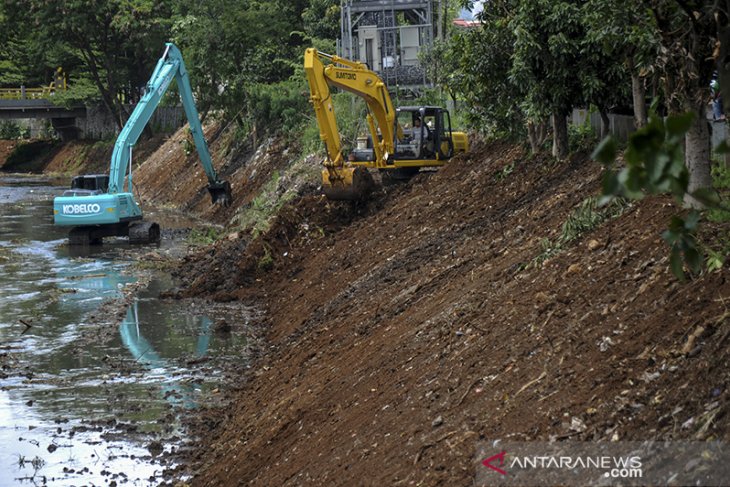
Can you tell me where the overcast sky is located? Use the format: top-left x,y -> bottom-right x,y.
459,1 -> 484,20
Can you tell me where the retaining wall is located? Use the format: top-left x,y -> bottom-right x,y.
76,105 -> 185,140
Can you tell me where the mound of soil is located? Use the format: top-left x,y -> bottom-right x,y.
134,125 -> 298,226
0,140 -> 18,168
0,134 -> 168,176
176,140 -> 729,486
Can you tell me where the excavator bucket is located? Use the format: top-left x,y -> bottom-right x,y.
322,166 -> 374,201
208,180 -> 233,207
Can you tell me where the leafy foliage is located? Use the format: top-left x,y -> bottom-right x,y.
449,5 -> 526,137
531,196 -> 629,267
595,111 -> 725,280
302,0 -> 340,40
171,0 -> 305,124
568,118 -> 597,152
595,112 -> 694,202
0,121 -> 25,139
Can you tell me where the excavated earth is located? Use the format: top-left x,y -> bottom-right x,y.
167,140 -> 730,486
5,131 -> 729,485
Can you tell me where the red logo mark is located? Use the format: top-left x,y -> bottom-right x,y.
482,450 -> 508,475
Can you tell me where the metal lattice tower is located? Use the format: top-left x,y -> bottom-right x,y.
338,0 -> 434,96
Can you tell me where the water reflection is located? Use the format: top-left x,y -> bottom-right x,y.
120,300 -> 214,409
0,176 -> 250,485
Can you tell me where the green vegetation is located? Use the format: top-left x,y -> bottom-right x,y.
532,196 -> 629,268
257,245 -> 274,271
233,155 -> 321,238
568,118 -> 598,153
0,121 -> 28,139
187,227 -> 222,246
234,171 -> 290,237
0,0 -> 339,138
708,162 -> 730,224
595,112 -> 729,279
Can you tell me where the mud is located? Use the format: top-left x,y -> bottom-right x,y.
0,173 -> 262,486
169,140 -> 730,486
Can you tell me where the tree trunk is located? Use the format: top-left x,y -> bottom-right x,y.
551,111 -> 569,160
684,106 -> 713,208
599,108 -> 611,140
631,71 -> 647,129
527,119 -> 548,154
78,45 -> 124,131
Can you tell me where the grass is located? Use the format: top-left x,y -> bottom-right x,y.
234,170 -> 291,237
233,151 -> 320,238
187,227 -> 222,246
257,245 -> 274,271
700,159 -> 730,272
530,195 -> 630,268
707,160 -> 730,223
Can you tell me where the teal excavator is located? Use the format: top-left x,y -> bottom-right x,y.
53,43 -> 232,245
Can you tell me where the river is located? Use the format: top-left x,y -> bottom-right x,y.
0,174 -> 252,486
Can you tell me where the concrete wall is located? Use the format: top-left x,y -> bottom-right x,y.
571,108 -> 729,156
76,105 -> 185,140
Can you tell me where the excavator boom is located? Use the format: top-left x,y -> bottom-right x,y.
53,43 -> 232,244
303,49 -> 468,201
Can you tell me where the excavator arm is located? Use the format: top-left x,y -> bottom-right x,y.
53,43 -> 231,244
108,43 -> 231,205
304,48 -> 405,200
304,49 -> 399,168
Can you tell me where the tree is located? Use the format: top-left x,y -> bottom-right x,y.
582,0 -> 660,130
172,0 -> 305,126
5,0 -> 173,130
645,0 -> 721,208
302,0 -> 340,41
450,1 -> 531,143
508,0 -> 589,159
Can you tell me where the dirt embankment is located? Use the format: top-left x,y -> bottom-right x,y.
0,140 -> 18,168
171,140 -> 729,486
134,125 -> 304,226
0,135 -> 168,176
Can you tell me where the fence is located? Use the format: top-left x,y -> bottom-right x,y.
571,108 -> 729,158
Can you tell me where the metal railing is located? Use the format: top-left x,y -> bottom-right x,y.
0,69 -> 67,101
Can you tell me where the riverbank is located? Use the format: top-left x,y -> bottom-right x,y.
3,129 -> 729,486
171,140 -> 730,486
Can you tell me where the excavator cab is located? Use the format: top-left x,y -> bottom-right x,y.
304,49 -> 468,201
394,107 -> 456,161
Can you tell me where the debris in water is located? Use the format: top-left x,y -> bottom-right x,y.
19,319 -> 32,334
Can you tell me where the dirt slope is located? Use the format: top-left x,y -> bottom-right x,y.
175,140 -> 729,486
0,135 -> 168,175
134,125 -> 299,226
0,140 -> 17,168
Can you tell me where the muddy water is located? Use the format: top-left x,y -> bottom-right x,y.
0,175 -> 251,486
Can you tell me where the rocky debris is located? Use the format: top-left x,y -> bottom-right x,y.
162,140 -> 728,486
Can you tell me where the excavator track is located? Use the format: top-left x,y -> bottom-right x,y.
128,221 -> 161,245
68,227 -> 102,246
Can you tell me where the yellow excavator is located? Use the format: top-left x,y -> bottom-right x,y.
304,48 -> 468,200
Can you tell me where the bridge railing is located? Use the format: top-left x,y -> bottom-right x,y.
0,69 -> 67,101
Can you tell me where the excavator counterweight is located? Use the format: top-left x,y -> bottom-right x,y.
303,48 -> 468,201
53,43 -> 232,244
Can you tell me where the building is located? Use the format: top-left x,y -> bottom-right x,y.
339,0 -> 435,92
